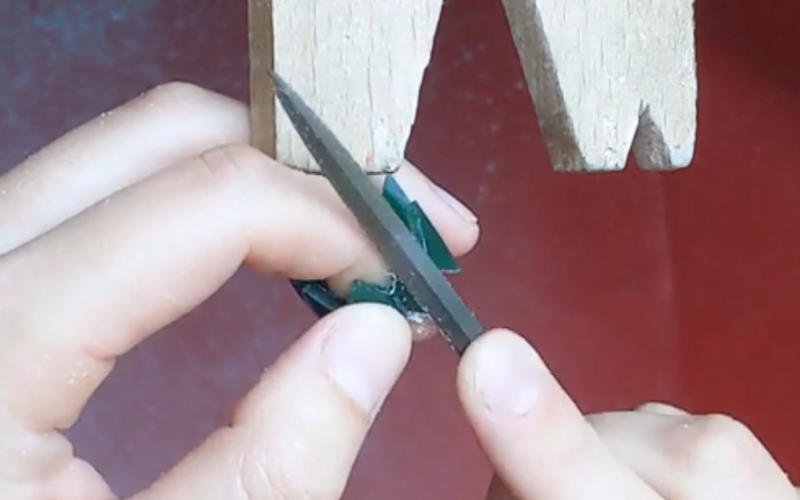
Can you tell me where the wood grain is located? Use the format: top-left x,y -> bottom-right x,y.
249,1 -> 444,174
502,0 -> 698,172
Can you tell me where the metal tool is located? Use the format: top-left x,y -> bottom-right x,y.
271,72 -> 484,356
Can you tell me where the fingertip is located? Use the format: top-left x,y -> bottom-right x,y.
319,303 -> 413,417
458,329 -> 545,419
459,328 -> 536,378
392,161 -> 480,256
326,302 -> 413,360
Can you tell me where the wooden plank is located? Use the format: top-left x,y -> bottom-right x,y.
501,0 -> 698,172
249,0 -> 444,174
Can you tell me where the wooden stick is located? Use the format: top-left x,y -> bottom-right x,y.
249,0 -> 444,174
248,0 -> 276,158
501,0 -> 698,172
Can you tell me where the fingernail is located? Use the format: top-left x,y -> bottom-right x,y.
322,304 -> 410,416
433,185 -> 478,223
473,331 -> 542,416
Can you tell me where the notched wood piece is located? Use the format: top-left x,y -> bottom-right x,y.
271,0 -> 444,174
502,0 -> 698,172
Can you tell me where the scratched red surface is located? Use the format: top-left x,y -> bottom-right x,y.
2,0 -> 800,497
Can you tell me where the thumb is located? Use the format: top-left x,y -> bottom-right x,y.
456,330 -> 659,500
130,303 -> 412,500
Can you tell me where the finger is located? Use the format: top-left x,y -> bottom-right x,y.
0,144 -> 476,436
131,303 -> 411,500
391,160 -> 477,234
457,330 -> 661,500
636,401 -> 690,416
588,411 -> 797,500
0,82 -> 249,254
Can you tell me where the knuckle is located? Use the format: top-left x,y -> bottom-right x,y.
0,258 -> 31,332
676,413 -> 763,480
197,143 -> 261,182
193,144 -> 271,205
139,81 -> 217,110
636,401 -> 688,415
636,401 -> 667,412
126,81 -> 248,145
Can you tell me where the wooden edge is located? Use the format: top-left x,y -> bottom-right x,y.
248,0 -> 276,159
269,1 -> 444,175
502,0 -> 698,172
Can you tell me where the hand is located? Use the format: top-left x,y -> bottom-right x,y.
456,330 -> 798,500
0,82 -> 480,500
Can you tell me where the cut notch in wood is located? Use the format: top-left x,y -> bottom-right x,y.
248,0 -> 444,175
501,0 -> 698,172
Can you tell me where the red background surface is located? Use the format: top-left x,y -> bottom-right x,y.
2,0 -> 799,497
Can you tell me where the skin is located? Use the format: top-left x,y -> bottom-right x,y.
0,82 -> 795,500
